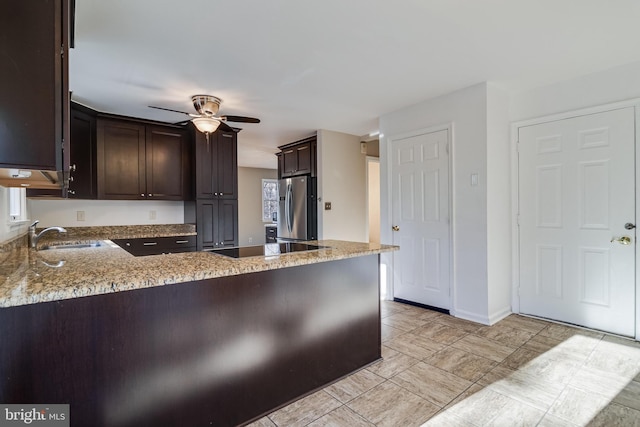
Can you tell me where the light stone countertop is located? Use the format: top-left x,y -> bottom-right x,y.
0,237 -> 398,308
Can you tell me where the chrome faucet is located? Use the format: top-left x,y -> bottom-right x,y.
29,220 -> 67,249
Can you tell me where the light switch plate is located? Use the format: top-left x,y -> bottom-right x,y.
76,210 -> 85,221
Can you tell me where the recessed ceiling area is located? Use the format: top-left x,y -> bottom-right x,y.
70,0 -> 640,169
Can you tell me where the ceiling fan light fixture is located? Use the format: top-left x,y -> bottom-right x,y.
192,117 -> 221,134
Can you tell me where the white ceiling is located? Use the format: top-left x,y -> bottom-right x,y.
70,0 -> 640,169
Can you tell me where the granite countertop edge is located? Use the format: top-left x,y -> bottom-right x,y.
0,239 -> 398,308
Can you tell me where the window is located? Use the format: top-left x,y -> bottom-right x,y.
262,179 -> 278,222
8,187 -> 27,222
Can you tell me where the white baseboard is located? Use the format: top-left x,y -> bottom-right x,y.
453,308 -> 491,325
488,306 -> 512,325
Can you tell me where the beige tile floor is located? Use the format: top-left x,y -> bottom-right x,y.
248,301 -> 640,427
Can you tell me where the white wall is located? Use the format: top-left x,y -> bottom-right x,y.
486,83 -> 512,321
27,199 -> 184,227
510,60 -> 640,121
238,166 -> 278,245
0,187 -> 30,244
380,83 -> 491,322
317,129 -> 367,242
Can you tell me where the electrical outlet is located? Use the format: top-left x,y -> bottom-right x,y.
149,210 -> 156,220
76,210 -> 85,221
325,202 -> 332,210
248,237 -> 253,244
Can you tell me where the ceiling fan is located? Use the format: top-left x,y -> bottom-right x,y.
149,95 -> 260,135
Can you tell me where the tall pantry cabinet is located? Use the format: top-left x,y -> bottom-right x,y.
185,128 -> 239,250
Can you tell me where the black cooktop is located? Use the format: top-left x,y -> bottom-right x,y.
205,243 -> 326,258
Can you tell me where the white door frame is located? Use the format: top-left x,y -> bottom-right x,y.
365,155 -> 380,244
386,122 -> 455,313
511,99 -> 640,341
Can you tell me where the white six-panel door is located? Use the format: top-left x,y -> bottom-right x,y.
391,129 -> 450,309
518,107 -> 636,337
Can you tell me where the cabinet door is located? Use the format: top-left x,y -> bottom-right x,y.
218,199 -> 238,247
196,200 -> 216,250
96,119 -> 146,199
68,106 -> 97,199
216,131 -> 238,199
146,126 -> 188,200
295,142 -> 312,175
0,0 -> 68,170
194,131 -> 215,199
282,148 -> 297,177
276,152 -> 284,179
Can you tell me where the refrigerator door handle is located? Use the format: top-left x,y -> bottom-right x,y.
287,183 -> 294,233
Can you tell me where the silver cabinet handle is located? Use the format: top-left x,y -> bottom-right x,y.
175,240 -> 189,244
143,242 -> 158,246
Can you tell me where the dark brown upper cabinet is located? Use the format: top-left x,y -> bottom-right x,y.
194,129 -> 238,200
68,103 -> 97,199
0,0 -> 70,171
97,118 -> 190,200
277,135 -> 316,179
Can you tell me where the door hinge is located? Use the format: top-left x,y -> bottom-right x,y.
516,214 -> 520,226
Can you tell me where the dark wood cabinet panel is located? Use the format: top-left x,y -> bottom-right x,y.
277,135 -> 317,179
0,255 -> 380,426
276,152 -> 284,179
112,235 -> 196,256
146,126 -> 189,200
68,104 -> 97,199
193,129 -> 238,199
295,141 -> 312,175
97,119 -> 190,200
0,0 -> 69,171
196,200 -> 216,249
194,131 -> 215,199
266,225 -> 277,243
193,199 -> 238,249
190,126 -> 238,249
216,131 -> 238,199
218,199 -> 238,247
97,119 -> 146,199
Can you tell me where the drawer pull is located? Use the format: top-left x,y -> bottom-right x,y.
143,242 -> 158,246
175,240 -> 189,244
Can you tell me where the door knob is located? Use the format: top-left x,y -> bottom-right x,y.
392,225 -> 400,231
611,236 -> 632,245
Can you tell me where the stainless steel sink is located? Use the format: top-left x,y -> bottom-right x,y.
39,241 -> 106,250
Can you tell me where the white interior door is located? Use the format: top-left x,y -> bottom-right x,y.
518,107 -> 636,337
391,129 -> 450,309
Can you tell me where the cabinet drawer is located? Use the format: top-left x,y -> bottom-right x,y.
112,235 -> 197,256
266,226 -> 277,236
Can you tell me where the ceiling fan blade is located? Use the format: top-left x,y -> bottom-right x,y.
172,119 -> 191,126
148,105 -> 192,116
218,121 -> 235,132
220,115 -> 260,124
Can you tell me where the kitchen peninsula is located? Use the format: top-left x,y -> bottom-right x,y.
0,229 -> 397,427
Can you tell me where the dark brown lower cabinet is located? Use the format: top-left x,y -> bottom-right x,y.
185,199 -> 238,250
0,255 -> 381,427
111,235 -> 196,256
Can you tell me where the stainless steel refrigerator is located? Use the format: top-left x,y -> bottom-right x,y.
277,176 -> 317,241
